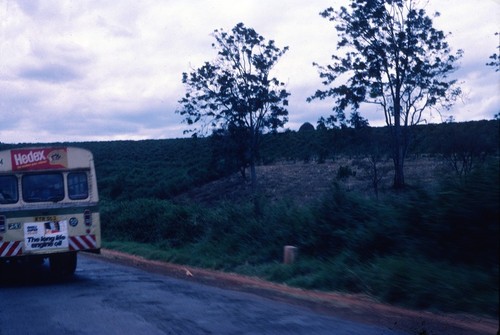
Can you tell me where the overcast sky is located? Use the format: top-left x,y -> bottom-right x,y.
1,0 -> 499,144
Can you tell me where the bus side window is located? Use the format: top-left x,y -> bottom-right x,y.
68,172 -> 89,200
0,175 -> 18,204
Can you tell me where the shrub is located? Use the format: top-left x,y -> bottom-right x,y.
336,165 -> 356,180
101,199 -> 206,245
363,256 -> 499,315
304,184 -> 398,259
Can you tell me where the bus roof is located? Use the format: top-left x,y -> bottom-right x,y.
0,147 -> 94,173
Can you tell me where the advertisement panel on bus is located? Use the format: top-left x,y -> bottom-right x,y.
10,148 -> 68,171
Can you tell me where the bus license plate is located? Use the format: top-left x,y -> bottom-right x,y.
34,216 -> 58,222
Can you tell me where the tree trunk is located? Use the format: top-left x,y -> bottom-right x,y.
393,146 -> 405,189
250,160 -> 257,193
249,123 -> 258,193
392,94 -> 406,189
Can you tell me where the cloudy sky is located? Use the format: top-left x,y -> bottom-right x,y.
0,0 -> 498,143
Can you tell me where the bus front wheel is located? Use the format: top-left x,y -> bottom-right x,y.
50,252 -> 77,276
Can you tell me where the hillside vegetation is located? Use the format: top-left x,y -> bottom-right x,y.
1,120 -> 498,316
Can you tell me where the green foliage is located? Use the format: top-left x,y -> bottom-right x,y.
306,184 -> 405,261
363,256 -> 498,315
298,122 -> 315,132
411,120 -> 499,157
428,159 -> 499,266
76,138 -> 218,201
101,199 -> 205,246
250,253 -> 368,293
486,32 -> 499,72
102,175 -> 498,316
435,121 -> 495,178
177,23 -> 289,136
336,165 -> 356,180
384,158 -> 500,269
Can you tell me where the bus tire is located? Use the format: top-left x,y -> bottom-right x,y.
50,252 -> 77,277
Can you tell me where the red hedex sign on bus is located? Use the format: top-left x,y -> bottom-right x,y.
11,148 -> 68,171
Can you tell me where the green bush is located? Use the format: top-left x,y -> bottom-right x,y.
363,256 -> 498,315
101,199 -> 206,245
303,184 -> 401,260
392,160 -> 500,268
336,165 -> 356,180
101,173 -> 499,316
432,160 -> 499,266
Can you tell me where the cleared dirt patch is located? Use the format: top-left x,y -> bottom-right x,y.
175,157 -> 447,206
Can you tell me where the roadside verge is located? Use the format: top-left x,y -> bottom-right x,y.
84,249 -> 498,335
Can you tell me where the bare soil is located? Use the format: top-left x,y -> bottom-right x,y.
175,157 -> 446,205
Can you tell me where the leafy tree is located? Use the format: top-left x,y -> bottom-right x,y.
177,23 -> 290,189
317,115 -> 345,130
308,0 -> 463,189
298,122 -> 315,132
316,111 -> 368,130
486,32 -> 499,72
347,111 -> 370,129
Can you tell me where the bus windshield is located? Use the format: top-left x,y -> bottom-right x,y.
22,173 -> 65,203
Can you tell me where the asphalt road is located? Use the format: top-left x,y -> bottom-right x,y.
0,253 -> 407,335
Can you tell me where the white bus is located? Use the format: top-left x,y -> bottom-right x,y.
0,147 -> 101,276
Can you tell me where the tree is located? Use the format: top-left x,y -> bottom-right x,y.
317,115 -> 345,130
348,111 -> 369,129
177,23 -> 290,189
209,126 -> 249,179
308,0 -> 462,189
298,122 -> 315,132
486,32 -> 499,72
439,122 -> 492,180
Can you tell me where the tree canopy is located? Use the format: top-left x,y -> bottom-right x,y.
486,32 -> 499,72
308,0 -> 462,188
177,23 -> 290,187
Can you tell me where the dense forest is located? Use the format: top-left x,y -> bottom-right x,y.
1,119 -> 498,316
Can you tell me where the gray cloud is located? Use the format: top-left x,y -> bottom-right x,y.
18,63 -> 82,83
15,0 -> 40,16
